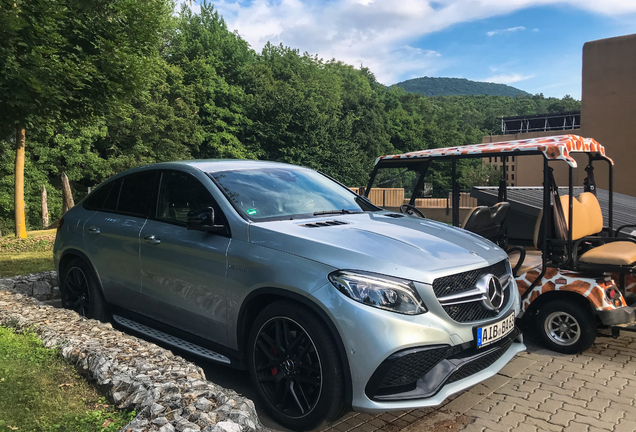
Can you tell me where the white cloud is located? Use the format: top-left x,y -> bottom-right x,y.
484,73 -> 535,84
195,0 -> 636,85
487,26 -> 526,36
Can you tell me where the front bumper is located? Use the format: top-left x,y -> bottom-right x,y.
366,328 -> 521,401
310,279 -> 526,412
598,306 -> 636,326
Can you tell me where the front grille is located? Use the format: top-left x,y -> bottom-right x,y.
433,260 -> 508,297
379,346 -> 450,389
442,285 -> 511,323
446,339 -> 513,384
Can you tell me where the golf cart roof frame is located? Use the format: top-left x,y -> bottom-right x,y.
365,134 -> 617,301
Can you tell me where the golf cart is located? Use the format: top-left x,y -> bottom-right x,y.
365,134 -> 636,353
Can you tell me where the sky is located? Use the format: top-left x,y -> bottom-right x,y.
186,0 -> 636,99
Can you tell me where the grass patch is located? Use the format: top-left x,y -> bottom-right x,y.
0,230 -> 55,277
0,326 -> 135,431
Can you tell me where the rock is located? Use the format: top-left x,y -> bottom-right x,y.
151,403 -> 166,416
204,421 -> 242,432
32,280 -> 51,297
159,424 -> 176,432
153,417 -> 169,426
194,397 -> 213,412
175,417 -> 201,431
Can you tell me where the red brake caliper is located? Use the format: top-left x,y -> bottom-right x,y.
271,347 -> 278,375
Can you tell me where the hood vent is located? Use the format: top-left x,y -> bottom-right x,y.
300,220 -> 349,228
384,213 -> 405,218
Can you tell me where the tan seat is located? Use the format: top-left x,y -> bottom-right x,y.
580,242 -> 636,265
559,192 -> 603,240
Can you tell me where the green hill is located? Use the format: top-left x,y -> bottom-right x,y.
393,77 -> 532,97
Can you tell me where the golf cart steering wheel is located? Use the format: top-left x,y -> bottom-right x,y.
400,204 -> 426,218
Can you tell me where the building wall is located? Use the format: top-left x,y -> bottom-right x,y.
482,33 -> 636,196
581,34 -> 636,196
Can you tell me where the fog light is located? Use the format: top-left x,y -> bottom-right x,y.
614,298 -> 622,307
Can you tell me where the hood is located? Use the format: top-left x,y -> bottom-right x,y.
248,212 -> 508,285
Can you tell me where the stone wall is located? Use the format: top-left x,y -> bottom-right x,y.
0,275 -> 266,432
0,271 -> 60,300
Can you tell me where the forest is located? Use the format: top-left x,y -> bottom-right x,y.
0,1 -> 580,233
393,77 -> 532,97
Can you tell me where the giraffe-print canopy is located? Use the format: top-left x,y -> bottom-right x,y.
375,134 -> 613,168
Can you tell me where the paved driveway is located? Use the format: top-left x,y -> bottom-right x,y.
304,333 -> 636,432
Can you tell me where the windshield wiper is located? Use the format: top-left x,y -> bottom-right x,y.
313,209 -> 363,216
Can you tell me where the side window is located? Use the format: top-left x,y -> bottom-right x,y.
156,171 -> 219,225
83,179 -> 122,213
117,171 -> 157,218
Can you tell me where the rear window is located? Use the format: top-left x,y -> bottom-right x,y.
83,179 -> 121,212
117,171 -> 157,217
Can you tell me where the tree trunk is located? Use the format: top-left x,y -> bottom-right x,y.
41,185 -> 49,229
61,172 -> 75,214
14,127 -> 27,238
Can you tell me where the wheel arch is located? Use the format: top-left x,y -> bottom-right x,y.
524,290 -> 596,320
237,288 -> 353,406
58,249 -> 105,298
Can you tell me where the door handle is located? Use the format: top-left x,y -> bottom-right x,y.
144,234 -> 161,245
88,226 -> 100,235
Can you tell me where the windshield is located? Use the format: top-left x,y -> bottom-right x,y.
210,167 -> 375,221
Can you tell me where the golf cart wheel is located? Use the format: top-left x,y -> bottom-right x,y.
61,258 -> 108,322
248,301 -> 345,431
537,300 -> 597,354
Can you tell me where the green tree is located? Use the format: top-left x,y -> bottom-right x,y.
169,3 -> 255,160
0,0 -> 172,236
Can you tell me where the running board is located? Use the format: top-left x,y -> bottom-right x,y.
112,315 -> 231,364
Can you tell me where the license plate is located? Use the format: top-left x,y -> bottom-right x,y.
476,312 -> 515,348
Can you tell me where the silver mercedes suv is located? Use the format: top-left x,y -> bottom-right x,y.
54,160 -> 525,430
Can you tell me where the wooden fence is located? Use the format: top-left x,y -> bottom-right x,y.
351,188 -> 477,209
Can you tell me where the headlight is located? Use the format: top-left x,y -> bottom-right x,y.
328,270 -> 427,315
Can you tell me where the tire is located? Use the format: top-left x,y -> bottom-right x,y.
536,299 -> 597,354
61,258 -> 108,322
247,301 -> 345,431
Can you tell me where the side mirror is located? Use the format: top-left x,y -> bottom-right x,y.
186,207 -> 225,233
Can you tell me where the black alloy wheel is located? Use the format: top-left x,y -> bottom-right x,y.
61,258 -> 108,321
248,301 -> 345,430
63,265 -> 90,316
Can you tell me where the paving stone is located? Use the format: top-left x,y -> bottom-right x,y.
443,390 -> 490,414
497,412 -> 525,428
488,401 -> 516,417
551,393 -> 586,407
599,408 -> 625,424
525,389 -> 553,405
613,419 -> 636,432
561,403 -> 601,419
548,410 -> 576,427
523,417 -> 564,432
535,383 -> 577,398
573,413 -> 613,430
467,419 -> 510,432
497,357 -> 537,378
510,404 -> 551,421
535,400 -> 564,415
586,397 -> 611,412
563,422 -> 590,432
